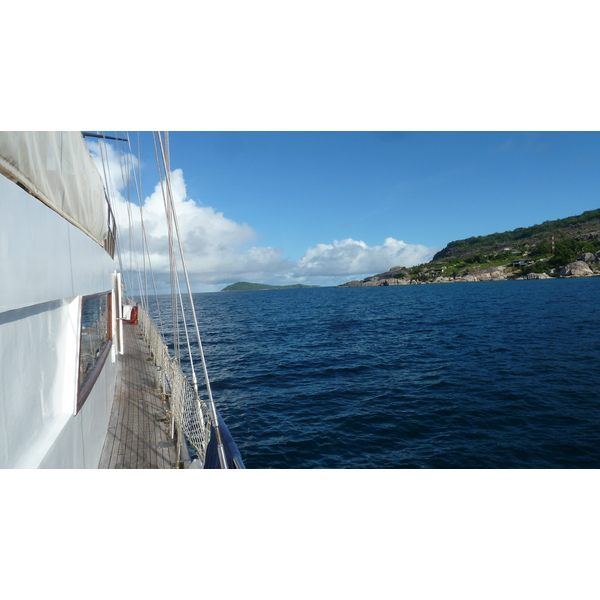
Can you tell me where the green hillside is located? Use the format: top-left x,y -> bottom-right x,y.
221,281 -> 319,292
433,208 -> 600,261
339,208 -> 600,286
411,208 -> 600,280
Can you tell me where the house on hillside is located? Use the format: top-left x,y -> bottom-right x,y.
512,259 -> 534,267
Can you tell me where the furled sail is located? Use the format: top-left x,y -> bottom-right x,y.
0,131 -> 108,246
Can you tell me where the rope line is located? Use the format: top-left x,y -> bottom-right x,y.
156,132 -> 228,468
94,130 -> 225,468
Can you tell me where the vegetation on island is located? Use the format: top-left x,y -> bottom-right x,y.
221,281 -> 320,292
406,208 -> 600,282
434,209 -> 600,259
339,208 -> 600,286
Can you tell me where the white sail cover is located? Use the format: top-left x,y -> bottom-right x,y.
0,132 -> 108,246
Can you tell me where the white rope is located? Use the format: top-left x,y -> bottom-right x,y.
156,131 -> 228,468
151,132 -> 181,361
124,132 -> 164,331
114,133 -> 145,306
136,134 -> 163,328
131,132 -> 148,308
95,130 -> 223,467
99,135 -> 134,294
95,134 -> 126,288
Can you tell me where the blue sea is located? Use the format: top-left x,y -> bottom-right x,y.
149,277 -> 600,468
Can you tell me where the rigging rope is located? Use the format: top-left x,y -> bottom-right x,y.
151,131 -> 181,361
156,131 -> 228,469
114,133 -> 145,307
95,133 -> 126,288
94,131 -> 225,467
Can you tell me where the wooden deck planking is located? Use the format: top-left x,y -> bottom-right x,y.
98,323 -> 177,468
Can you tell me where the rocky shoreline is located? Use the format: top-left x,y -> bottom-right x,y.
337,252 -> 600,287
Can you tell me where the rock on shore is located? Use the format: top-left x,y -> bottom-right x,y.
557,260 -> 594,277
337,253 -> 600,287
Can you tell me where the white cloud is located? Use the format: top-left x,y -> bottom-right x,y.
87,140 -> 439,291
88,140 -> 290,290
295,237 -> 438,277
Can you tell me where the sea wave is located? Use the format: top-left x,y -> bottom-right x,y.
148,278 -> 600,468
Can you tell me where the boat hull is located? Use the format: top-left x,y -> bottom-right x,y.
0,174 -> 118,468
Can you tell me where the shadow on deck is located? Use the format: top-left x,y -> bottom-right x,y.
98,324 -> 177,469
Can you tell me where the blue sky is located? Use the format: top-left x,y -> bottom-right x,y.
98,131 -> 600,292
166,131 -> 600,248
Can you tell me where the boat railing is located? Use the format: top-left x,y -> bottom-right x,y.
135,303 -> 213,467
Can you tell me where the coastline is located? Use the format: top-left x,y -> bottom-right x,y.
337,255 -> 600,288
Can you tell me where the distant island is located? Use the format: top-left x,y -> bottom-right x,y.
221,281 -> 320,292
339,208 -> 600,287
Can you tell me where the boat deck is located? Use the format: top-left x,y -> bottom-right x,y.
98,323 -> 177,468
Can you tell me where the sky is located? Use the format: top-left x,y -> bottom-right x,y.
87,131 -> 600,293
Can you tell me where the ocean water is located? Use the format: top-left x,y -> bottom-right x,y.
149,277 -> 600,468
